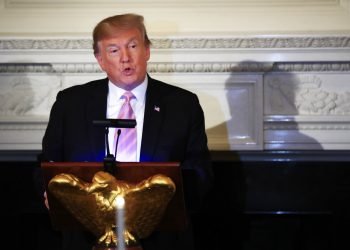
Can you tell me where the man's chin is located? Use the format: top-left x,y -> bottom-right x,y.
113,80 -> 142,90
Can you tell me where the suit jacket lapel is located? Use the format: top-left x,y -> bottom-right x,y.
86,78 -> 109,161
140,77 -> 163,161
84,77 -> 164,162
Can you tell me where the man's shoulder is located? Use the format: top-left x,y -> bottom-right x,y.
59,78 -> 108,97
149,77 -> 196,98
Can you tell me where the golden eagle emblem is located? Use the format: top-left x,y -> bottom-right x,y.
48,171 -> 176,248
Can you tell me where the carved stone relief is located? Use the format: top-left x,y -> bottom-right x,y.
265,73 -> 350,115
0,74 -> 60,117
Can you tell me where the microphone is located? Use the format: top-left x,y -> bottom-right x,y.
103,126 -> 116,175
93,119 -> 136,128
114,129 -> 121,161
93,119 -> 136,175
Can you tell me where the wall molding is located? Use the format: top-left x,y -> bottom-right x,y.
2,62 -> 350,74
1,36 -> 350,50
1,35 -> 350,151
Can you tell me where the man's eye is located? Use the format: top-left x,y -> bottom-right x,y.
108,48 -> 119,55
129,44 -> 137,49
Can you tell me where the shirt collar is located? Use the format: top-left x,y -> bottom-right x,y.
108,76 -> 148,104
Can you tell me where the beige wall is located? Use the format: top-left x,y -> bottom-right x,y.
1,0 -> 350,151
0,0 -> 350,36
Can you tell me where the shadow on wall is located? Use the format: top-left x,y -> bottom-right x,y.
206,61 -> 323,151
197,62 -> 324,250
264,65 -> 324,150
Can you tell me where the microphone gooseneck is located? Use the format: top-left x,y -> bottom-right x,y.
105,127 -> 111,157
93,119 -> 136,175
103,126 -> 116,175
114,129 -> 121,161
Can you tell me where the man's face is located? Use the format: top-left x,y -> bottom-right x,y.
95,28 -> 150,90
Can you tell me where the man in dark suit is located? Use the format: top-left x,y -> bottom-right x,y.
42,13 -> 213,250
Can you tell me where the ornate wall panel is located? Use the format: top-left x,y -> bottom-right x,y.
0,36 -> 350,151
154,73 -> 264,150
264,72 -> 350,149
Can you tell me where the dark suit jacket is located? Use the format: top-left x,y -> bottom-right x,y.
42,76 -> 213,250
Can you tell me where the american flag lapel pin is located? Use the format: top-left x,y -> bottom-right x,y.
154,105 -> 160,112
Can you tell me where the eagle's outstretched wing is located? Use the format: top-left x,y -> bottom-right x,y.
124,174 -> 176,239
48,173 -> 108,236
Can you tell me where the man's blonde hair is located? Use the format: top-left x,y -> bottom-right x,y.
92,13 -> 151,54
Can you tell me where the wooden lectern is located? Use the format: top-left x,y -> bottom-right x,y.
41,161 -> 187,232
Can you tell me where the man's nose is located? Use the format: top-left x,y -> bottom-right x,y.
120,48 -> 130,62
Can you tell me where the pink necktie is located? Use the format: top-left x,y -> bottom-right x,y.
115,91 -> 137,162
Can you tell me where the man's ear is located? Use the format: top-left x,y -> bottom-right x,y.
145,45 -> 151,61
95,53 -> 104,70
95,53 -> 102,63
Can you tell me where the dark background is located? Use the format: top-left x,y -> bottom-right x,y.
1,150 -> 350,250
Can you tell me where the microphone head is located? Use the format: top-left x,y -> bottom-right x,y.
93,119 -> 136,128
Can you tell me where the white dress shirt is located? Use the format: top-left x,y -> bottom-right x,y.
106,77 -> 147,162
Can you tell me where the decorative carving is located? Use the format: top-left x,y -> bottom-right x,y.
264,121 -> 350,130
266,75 -> 350,115
51,63 -> 102,73
273,62 -> 350,72
1,36 -> 350,50
0,39 -> 92,50
152,37 -> 350,49
0,62 -> 273,73
147,62 -> 273,73
2,62 -> 350,74
0,76 -> 60,116
0,64 -> 53,73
